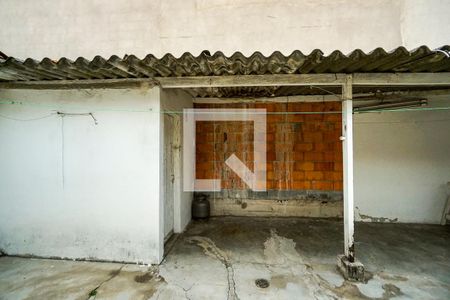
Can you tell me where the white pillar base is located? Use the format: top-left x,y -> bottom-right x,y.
337,254 -> 365,282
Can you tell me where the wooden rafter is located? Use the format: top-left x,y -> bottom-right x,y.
0,73 -> 449,90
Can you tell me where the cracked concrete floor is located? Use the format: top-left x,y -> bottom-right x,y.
0,217 -> 449,300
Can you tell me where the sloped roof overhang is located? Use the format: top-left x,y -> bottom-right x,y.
0,46 -> 449,97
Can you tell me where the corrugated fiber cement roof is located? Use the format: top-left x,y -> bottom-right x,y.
1,46 -> 450,82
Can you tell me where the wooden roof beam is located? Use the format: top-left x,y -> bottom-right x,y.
0,73 -> 449,89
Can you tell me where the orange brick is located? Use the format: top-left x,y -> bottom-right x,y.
274,180 -> 290,189
196,150 -> 215,161
222,180 -> 232,189
304,113 -> 324,121
303,131 -> 323,142
275,152 -> 287,161
267,123 -> 277,133
273,170 -> 284,180
305,171 -> 324,180
325,142 -> 336,151
333,181 -> 343,191
266,143 -> 275,153
292,171 -> 305,180
274,161 -> 295,171
284,152 -> 295,162
323,151 -> 335,161
287,102 -> 303,112
324,101 -> 342,111
304,152 -> 324,161
277,123 -> 294,133
323,132 -> 339,142
292,181 -> 308,189
196,161 -> 212,171
267,151 -> 276,161
284,132 -> 297,142
299,103 -> 312,111
268,114 -> 284,123
276,103 -> 288,112
294,143 -> 313,151
245,151 -> 256,161
304,121 -> 327,131
275,143 -> 293,152
197,133 -> 215,143
314,162 -> 334,171
293,152 -> 304,161
234,180 -> 246,190
197,122 -> 215,132
324,114 -> 341,121
311,181 -> 334,190
323,171 -> 334,181
323,171 -> 342,181
213,151 -> 224,161
314,143 -> 335,151
198,141 -> 213,148
287,114 -> 304,122
203,169 -> 215,179
333,171 -> 343,180
261,103 -> 276,112
311,103 -> 326,112
236,143 -> 253,152
295,162 -> 314,171
195,170 -> 205,179
213,167 -> 222,178
334,142 -> 342,151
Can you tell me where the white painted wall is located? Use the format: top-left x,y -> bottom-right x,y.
0,0 -> 449,60
354,96 -> 450,224
400,0 -> 450,49
0,87 -> 164,263
161,90 -> 194,233
163,113 -> 176,239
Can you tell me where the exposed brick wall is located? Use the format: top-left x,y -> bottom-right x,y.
194,101 -> 343,192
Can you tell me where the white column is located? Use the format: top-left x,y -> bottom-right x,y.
342,75 -> 355,262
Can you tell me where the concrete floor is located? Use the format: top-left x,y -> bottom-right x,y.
0,217 -> 449,299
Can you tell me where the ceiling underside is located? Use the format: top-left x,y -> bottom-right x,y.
183,85 -> 449,98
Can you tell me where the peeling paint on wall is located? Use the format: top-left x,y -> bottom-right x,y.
356,207 -> 398,223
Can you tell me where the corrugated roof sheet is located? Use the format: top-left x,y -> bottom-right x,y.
1,46 -> 450,82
